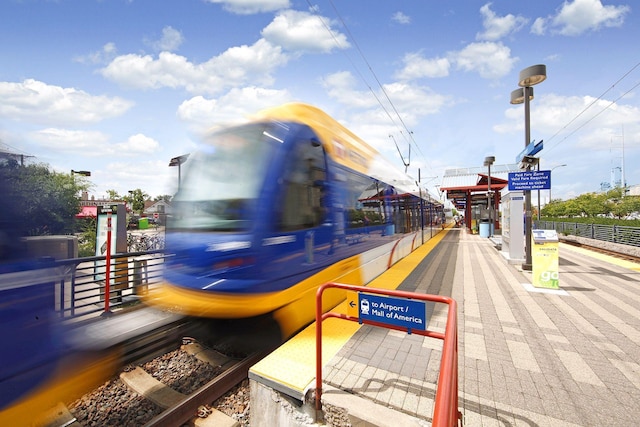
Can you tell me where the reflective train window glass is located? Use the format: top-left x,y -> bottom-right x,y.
277,140 -> 326,231
170,123 -> 282,230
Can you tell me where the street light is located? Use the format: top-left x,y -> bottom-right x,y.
511,64 -> 547,271
169,154 -> 190,189
71,169 -> 91,177
484,156 -> 495,237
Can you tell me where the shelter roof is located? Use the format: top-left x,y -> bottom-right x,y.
439,164 -> 520,209
440,164 -> 519,191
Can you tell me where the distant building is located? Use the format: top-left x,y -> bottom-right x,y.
143,200 -> 172,216
143,200 -> 172,225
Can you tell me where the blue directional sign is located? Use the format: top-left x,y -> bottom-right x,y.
508,170 -> 551,191
358,293 -> 428,331
516,140 -> 543,163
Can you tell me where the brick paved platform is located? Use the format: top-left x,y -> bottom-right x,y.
321,228 -> 640,426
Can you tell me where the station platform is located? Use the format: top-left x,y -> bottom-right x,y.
249,227 -> 640,426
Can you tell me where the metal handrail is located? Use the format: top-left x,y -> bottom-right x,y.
536,221 -> 640,247
315,282 -> 461,426
48,250 -> 169,323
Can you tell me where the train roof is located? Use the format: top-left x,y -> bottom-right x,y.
254,103 -> 417,195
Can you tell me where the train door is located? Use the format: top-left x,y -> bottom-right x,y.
260,135 -> 332,282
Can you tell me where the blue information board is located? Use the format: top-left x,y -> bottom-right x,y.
358,293 -> 428,331
508,170 -> 551,191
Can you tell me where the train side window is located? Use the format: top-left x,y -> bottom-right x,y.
277,139 -> 326,231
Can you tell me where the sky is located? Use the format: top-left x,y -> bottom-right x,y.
1,0 -> 638,205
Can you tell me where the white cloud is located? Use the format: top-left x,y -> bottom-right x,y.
395,41 -> 516,83
452,42 -> 516,79
495,93 -> 640,156
533,0 -> 630,36
261,10 -> 350,54
100,159 -> 174,198
31,128 -> 111,155
0,79 -> 133,126
176,86 -> 293,133
30,128 -> 160,157
379,82 -> 451,119
205,0 -> 290,15
392,12 -> 411,25
147,26 -> 185,52
395,52 -> 450,81
100,39 -> 288,95
476,2 -> 528,41
531,18 -> 547,35
321,71 -> 378,109
116,133 -> 161,153
322,71 -> 450,124
73,42 -> 118,65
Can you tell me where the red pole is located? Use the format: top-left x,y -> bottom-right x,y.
315,284 -> 324,411
104,212 -> 112,314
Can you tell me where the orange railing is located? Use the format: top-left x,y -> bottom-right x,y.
315,282 -> 461,426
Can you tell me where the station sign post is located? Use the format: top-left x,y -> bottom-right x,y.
508,170 -> 551,191
318,283 -> 458,423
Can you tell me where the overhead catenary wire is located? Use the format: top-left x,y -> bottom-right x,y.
544,61 -> 640,155
309,0 -> 434,177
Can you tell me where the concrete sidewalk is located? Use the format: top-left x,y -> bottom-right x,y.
322,228 -> 640,426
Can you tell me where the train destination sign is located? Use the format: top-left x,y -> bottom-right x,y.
356,293 -> 428,331
508,170 -> 551,191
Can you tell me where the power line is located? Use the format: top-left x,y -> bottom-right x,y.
310,0 -> 432,175
545,61 -> 640,154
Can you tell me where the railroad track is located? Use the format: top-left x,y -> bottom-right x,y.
41,335 -> 271,427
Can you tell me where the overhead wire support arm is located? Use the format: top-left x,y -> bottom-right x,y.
389,134 -> 410,173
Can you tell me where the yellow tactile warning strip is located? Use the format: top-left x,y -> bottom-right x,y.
248,228 -> 451,400
559,241 -> 640,271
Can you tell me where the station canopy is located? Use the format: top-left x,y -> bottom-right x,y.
440,164 -> 520,211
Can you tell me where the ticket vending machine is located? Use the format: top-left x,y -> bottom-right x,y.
500,190 -> 524,262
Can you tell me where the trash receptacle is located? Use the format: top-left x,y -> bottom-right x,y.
479,220 -> 490,237
532,229 -> 559,289
138,218 -> 149,230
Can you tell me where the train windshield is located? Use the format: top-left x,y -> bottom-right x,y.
170,122 -> 286,231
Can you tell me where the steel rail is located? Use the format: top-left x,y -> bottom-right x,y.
143,350 -> 268,427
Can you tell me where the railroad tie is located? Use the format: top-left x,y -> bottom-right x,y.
119,367 -> 239,427
120,367 -> 186,408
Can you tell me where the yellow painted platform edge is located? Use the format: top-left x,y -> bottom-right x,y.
249,228 -> 451,395
560,242 -> 640,271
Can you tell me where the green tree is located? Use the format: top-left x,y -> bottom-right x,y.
541,199 -> 565,217
610,195 -> 640,219
124,188 -> 149,215
78,216 -> 97,257
106,189 -> 121,200
574,192 -> 610,217
0,160 -> 90,236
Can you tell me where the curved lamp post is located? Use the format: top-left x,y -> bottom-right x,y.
169,154 -> 190,190
510,64 -> 547,270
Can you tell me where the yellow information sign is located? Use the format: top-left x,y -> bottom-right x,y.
532,230 -> 559,289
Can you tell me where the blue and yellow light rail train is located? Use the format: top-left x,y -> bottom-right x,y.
146,103 -> 443,337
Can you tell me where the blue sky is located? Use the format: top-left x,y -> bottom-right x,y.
1,0 -> 638,204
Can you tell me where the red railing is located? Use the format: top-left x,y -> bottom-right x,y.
315,282 -> 461,427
